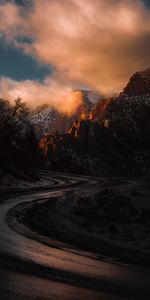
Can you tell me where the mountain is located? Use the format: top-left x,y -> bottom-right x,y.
39,68 -> 150,176
123,68 -> 150,95
91,98 -> 112,121
30,90 -> 99,138
30,107 -> 66,138
88,68 -> 150,122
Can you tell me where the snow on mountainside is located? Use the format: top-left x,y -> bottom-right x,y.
31,68 -> 150,139
30,90 -> 99,138
39,68 -> 150,176
102,93 -> 150,150
30,108 -> 60,138
91,68 -> 150,121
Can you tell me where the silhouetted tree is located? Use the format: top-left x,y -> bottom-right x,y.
0,97 -> 41,173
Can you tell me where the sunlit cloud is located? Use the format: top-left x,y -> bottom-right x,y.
0,75 -> 83,115
0,0 -> 150,112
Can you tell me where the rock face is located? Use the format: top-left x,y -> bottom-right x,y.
123,68 -> 150,95
30,108 -> 68,139
91,98 -> 112,121
39,68 -> 150,176
30,90 -> 98,139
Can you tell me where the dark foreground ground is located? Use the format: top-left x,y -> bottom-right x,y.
0,171 -> 150,300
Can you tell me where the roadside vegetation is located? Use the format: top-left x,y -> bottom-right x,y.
0,97 -> 41,188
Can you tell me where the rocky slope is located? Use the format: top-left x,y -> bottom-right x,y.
39,69 -> 150,176
123,68 -> 150,95
30,90 -> 99,139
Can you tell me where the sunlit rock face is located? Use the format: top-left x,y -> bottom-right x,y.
30,90 -> 97,138
70,90 -> 95,119
123,68 -> 150,95
39,69 -> 150,176
91,98 -> 113,121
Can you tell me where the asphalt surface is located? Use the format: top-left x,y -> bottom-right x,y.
0,171 -> 150,300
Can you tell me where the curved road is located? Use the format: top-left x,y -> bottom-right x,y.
0,171 -> 150,300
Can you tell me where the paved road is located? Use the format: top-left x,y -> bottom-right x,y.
0,171 -> 150,300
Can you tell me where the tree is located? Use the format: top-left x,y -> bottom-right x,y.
0,97 -> 41,172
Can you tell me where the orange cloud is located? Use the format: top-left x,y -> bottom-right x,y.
0,0 -> 150,109
0,75 -> 83,115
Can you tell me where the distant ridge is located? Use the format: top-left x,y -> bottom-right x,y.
123,68 -> 150,95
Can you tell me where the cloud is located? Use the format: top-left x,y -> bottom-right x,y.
0,75 -> 83,115
0,2 -> 23,41
0,0 -> 150,111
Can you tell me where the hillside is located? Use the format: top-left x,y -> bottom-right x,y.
39,69 -> 150,176
30,90 -> 99,139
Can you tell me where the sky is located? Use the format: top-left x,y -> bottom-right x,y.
0,0 -> 150,113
